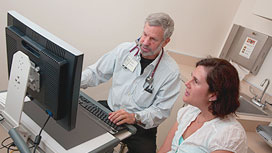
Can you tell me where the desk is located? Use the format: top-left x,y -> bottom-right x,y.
0,91 -> 132,153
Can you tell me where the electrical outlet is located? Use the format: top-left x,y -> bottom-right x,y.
17,127 -> 31,142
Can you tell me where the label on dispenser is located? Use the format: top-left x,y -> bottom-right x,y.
239,37 -> 258,59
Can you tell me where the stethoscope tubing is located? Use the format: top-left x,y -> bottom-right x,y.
129,44 -> 164,79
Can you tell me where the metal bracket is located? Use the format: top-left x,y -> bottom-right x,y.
28,61 -> 40,92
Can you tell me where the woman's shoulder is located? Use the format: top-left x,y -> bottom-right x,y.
208,115 -> 247,152
177,105 -> 199,115
177,105 -> 200,122
214,115 -> 244,130
210,115 -> 246,138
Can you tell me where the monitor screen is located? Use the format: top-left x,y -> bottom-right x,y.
5,11 -> 83,131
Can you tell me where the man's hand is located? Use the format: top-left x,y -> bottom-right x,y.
108,109 -> 136,125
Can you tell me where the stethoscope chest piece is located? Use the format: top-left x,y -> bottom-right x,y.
146,76 -> 153,85
144,75 -> 154,94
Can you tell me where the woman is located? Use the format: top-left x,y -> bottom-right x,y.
158,58 -> 247,153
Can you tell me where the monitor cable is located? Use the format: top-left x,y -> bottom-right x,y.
0,137 -> 18,152
33,110 -> 52,153
0,115 -> 19,152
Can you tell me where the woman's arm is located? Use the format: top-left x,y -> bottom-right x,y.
157,121 -> 179,153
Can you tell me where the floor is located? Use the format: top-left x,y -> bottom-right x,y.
0,123 -> 12,153
113,143 -> 128,153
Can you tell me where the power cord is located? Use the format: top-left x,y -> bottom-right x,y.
7,142 -> 16,153
265,101 -> 272,106
0,137 -> 18,151
32,110 -> 52,153
1,110 -> 52,153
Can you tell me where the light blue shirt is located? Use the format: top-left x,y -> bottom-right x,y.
81,41 -> 181,129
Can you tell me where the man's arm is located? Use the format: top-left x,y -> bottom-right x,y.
108,72 -> 181,128
137,72 -> 181,129
80,52 -> 115,88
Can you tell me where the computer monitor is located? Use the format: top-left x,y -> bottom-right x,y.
5,11 -> 83,131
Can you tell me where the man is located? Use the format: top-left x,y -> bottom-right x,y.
81,12 -> 181,153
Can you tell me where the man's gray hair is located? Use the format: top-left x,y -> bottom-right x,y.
145,12 -> 174,40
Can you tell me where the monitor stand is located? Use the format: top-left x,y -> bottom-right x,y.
3,51 -> 31,128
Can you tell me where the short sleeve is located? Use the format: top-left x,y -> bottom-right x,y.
209,124 -> 247,153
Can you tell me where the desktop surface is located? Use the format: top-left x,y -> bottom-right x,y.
1,91 -> 127,153
23,100 -> 119,150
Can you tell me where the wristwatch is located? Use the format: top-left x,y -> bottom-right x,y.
134,113 -> 141,124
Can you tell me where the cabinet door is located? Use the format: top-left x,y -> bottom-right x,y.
253,0 -> 272,21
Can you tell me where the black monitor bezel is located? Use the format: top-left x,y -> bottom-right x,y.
5,11 -> 83,131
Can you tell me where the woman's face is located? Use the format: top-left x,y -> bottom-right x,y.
183,65 -> 214,108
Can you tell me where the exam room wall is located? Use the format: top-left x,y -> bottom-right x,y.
0,0 -> 241,94
230,0 -> 272,95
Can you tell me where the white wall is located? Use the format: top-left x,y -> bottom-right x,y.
0,0 -> 241,94
231,0 -> 272,95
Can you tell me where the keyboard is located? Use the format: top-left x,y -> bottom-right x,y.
78,91 -> 128,135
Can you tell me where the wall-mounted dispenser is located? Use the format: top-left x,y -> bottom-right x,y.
220,24 -> 272,75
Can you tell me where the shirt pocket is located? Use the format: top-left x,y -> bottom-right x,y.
131,81 -> 155,108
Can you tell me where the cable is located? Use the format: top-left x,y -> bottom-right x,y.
1,137 -> 10,149
7,142 -> 17,153
265,101 -> 272,106
7,145 -> 10,153
32,110 -> 52,153
1,110 -> 52,153
0,136 -> 18,152
0,137 -> 17,151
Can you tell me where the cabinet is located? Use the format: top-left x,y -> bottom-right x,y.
220,24 -> 272,75
253,0 -> 272,21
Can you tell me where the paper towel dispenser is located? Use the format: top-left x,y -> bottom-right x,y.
220,24 -> 272,75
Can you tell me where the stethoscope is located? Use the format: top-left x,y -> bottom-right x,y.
129,44 -> 164,94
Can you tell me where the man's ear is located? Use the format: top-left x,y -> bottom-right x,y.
209,93 -> 217,102
162,38 -> 170,47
